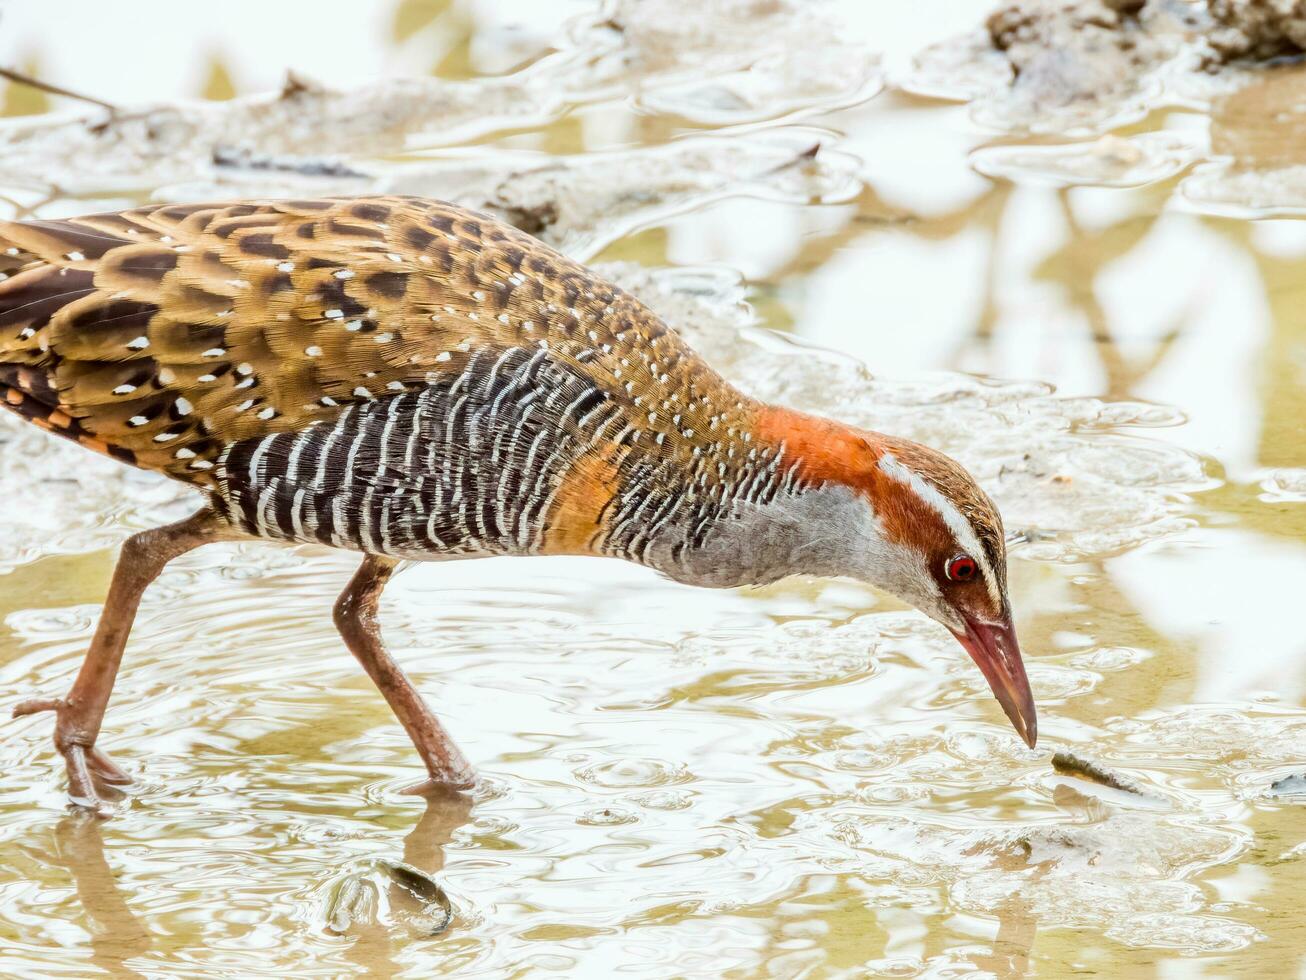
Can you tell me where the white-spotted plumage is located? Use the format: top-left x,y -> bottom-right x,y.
0,195 -> 1036,808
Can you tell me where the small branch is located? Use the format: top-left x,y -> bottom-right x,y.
0,65 -> 118,113
760,141 -> 822,177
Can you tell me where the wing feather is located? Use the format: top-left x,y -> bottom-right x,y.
0,195 -> 742,486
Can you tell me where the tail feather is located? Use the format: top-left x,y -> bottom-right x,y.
0,362 -> 131,461
0,221 -> 138,464
0,364 -> 63,427
0,264 -> 98,356
0,217 -> 126,263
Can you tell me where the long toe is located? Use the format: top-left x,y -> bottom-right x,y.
88,747 -> 132,785
62,745 -> 105,810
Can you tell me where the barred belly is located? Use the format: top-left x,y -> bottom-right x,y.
210,347 -> 619,559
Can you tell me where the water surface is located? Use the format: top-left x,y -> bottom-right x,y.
1,2 -> 1305,976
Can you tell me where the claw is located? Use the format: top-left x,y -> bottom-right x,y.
62,746 -> 130,811
88,747 -> 132,785
64,745 -> 99,807
13,696 -> 132,803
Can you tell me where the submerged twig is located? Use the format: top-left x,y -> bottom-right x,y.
1052,751 -> 1147,796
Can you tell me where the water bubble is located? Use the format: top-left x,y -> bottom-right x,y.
574,758 -> 692,789
577,806 -> 639,826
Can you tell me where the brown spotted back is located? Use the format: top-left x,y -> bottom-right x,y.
0,196 -> 750,487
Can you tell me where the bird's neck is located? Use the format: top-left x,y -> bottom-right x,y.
575,405 -> 883,588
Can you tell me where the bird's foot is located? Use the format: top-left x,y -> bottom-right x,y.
13,697 -> 132,808
399,764 -> 477,797
397,731 -> 478,796
399,775 -> 477,797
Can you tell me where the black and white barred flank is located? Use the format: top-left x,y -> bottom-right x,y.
213,343 -> 793,566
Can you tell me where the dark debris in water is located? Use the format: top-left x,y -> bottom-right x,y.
912,0 -> 1306,136
982,0 -> 1177,117
1267,773 -> 1306,799
212,145 -> 369,179
493,200 -> 560,236
985,0 -> 1306,75
324,859 -> 454,939
1052,750 -> 1148,796
1206,0 -> 1306,62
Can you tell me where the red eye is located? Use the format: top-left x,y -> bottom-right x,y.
946,555 -> 977,582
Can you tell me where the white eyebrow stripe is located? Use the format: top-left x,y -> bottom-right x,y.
878,451 -> 1000,604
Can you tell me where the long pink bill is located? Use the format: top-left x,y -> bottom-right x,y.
951,613 -> 1037,748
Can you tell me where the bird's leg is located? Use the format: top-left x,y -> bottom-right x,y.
334,555 -> 476,793
13,507 -> 228,806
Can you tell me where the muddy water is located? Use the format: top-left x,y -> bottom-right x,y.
1,1 -> 1305,976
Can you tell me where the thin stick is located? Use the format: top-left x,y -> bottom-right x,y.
0,66 -> 118,113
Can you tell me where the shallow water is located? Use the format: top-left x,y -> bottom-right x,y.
1,1 -> 1305,976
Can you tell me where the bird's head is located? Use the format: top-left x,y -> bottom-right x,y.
755,407 -> 1036,747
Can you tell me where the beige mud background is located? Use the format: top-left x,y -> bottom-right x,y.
0,0 -> 1305,975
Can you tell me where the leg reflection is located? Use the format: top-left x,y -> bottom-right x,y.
328,788 -> 475,971
53,812 -> 151,978
979,897 -> 1037,978
401,786 -> 475,874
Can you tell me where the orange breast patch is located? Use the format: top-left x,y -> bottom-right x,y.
540,448 -> 623,555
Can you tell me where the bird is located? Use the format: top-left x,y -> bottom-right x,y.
0,195 -> 1036,808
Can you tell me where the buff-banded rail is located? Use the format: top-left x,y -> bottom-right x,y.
0,196 -> 1036,808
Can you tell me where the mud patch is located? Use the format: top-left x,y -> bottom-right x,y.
905,0 -> 1210,134
900,0 -> 1306,135
912,3 -> 1306,213
0,422 -> 198,574
1205,0 -> 1306,61
572,0 -> 881,122
1182,61 -> 1306,215
1260,467 -> 1306,501
970,132 -> 1198,186
0,0 -> 880,191
158,133 -> 859,261
828,797 -> 1255,953
409,136 -> 860,258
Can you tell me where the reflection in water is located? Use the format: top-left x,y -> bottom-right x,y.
0,58 -> 50,118
49,814 -> 152,978
199,56 -> 238,102
402,788 -> 475,873
331,790 -> 474,975
974,898 -> 1036,979
1186,62 -> 1306,215
42,791 -> 476,978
